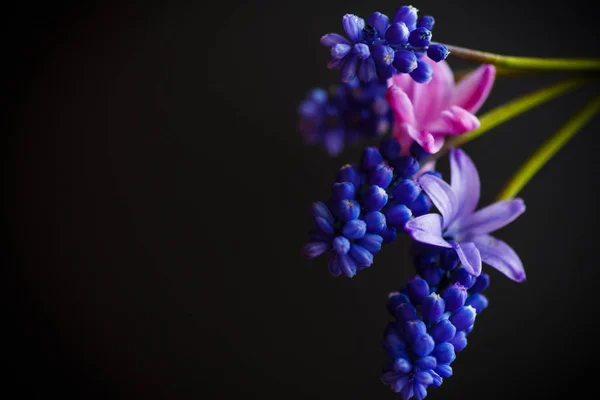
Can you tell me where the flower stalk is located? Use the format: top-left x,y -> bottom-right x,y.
445,44 -> 600,72
496,93 -> 600,200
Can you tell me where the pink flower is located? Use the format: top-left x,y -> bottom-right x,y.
385,58 -> 496,154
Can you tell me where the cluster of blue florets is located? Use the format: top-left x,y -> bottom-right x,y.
302,137 -> 438,277
381,244 -> 490,399
297,79 -> 392,156
321,5 -> 449,84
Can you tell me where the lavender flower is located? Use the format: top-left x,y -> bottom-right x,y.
320,6 -> 448,83
297,80 -> 392,156
405,149 -> 526,281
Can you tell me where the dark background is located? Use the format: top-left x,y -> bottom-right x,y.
3,0 -> 600,398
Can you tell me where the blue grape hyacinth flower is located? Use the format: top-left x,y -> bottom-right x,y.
320,6 -> 449,83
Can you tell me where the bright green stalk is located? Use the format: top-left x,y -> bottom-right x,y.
445,44 -> 600,72
496,94 -> 600,200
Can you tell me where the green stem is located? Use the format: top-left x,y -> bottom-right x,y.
496,93 -> 600,200
431,77 -> 588,161
445,44 -> 600,72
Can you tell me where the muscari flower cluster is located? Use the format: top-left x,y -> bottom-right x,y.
321,5 -> 449,84
302,137 -> 435,277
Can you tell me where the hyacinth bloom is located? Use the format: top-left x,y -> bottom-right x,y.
386,58 -> 496,154
405,149 -> 526,281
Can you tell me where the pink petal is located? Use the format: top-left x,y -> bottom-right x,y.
428,106 -> 480,135
451,241 -> 482,277
392,123 -> 437,155
386,85 -> 416,126
418,174 -> 459,229
405,214 -> 452,248
470,234 -> 526,282
452,64 -> 496,114
459,199 -> 526,236
450,149 -> 480,220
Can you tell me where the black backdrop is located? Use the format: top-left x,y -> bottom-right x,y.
3,0 -> 600,398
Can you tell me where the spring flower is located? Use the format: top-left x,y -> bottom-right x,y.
382,270 -> 490,399
320,6 -> 448,83
302,138 -> 436,277
405,149 -> 526,281
386,58 -> 496,154
297,80 -> 392,156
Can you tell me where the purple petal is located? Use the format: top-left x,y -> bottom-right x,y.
320,33 -> 350,48
449,149 -> 480,220
450,241 -> 481,276
458,198 -> 526,236
405,214 -> 452,248
418,174 -> 459,229
470,234 -> 526,282
342,14 -> 365,43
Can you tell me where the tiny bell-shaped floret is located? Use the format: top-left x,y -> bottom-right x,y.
336,164 -> 361,188
364,185 -> 389,211
416,15 -> 434,30
361,147 -> 383,171
393,179 -> 421,204
416,356 -> 437,370
391,155 -> 420,178
394,358 -> 412,374
432,342 -> 456,364
440,247 -> 459,270
368,163 -> 394,188
332,182 -> 356,201
430,319 -> 457,343
349,244 -> 374,268
409,60 -> 433,84
342,219 -> 367,239
356,233 -> 383,254
367,12 -> 390,37
406,276 -> 429,304
385,204 -> 413,227
443,283 -> 468,312
449,331 -> 467,352
471,273 -> 490,293
363,211 -> 386,233
421,293 -> 445,323
342,14 -> 365,42
413,334 -> 435,357
466,293 -> 489,313
379,137 -> 401,161
387,292 -> 410,316
333,236 -> 351,255
302,242 -> 330,259
409,192 -> 432,216
396,302 -> 418,323
451,267 -> 476,288
408,27 -> 432,48
449,305 -> 477,331
372,44 -> 395,66
334,199 -> 361,222
393,5 -> 418,31
434,363 -> 453,378
385,22 -> 410,46
393,50 -> 418,74
427,43 -> 449,62
404,319 -> 426,342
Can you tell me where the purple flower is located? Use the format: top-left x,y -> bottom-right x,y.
405,149 -> 526,281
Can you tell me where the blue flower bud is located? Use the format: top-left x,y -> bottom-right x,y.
414,382 -> 428,399
449,331 -> 467,351
385,204 -> 412,227
409,60 -> 433,84
408,27 -> 432,48
391,156 -> 420,178
341,219 -> 366,239
471,273 -> 490,293
330,43 -> 351,59
333,236 -> 351,255
417,15 -> 435,30
371,44 -> 395,66
349,244 -> 373,268
368,163 -> 394,188
391,375 -> 410,394
334,199 -> 361,222
430,319 -> 457,343
352,43 -> 371,60
413,334 -> 435,357
396,302 -> 418,322
427,44 -> 449,62
466,293 -> 489,313
443,283 -> 468,312
440,247 -> 459,270
302,242 -> 330,258
363,211 -> 386,233
434,364 -> 453,378
361,147 -> 383,171
387,292 -> 411,316
449,306 -> 477,331
338,253 -> 357,277
451,267 -> 476,288
406,276 -> 429,304
340,54 -> 358,83
403,320 -> 426,343
336,164 -> 360,188
332,182 -> 356,201
328,254 -> 341,276
367,12 -> 389,37
314,216 -> 335,235
392,49 -> 418,73
392,179 -> 421,204
380,227 -> 397,243
409,142 -> 430,160
432,342 -> 456,364
376,63 -> 397,80
356,233 -> 383,254
418,264 -> 444,286
342,14 -> 365,42
409,192 -> 433,216
379,137 -> 402,161
401,383 -> 414,400
415,356 -> 437,370
385,22 -> 409,46
394,358 -> 412,374
414,370 -> 434,385
421,293 -> 445,322
364,185 -> 389,211
393,5 -> 418,31
430,371 -> 443,387
312,201 -> 334,225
